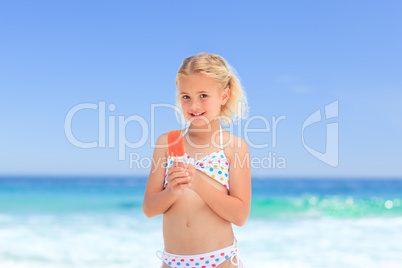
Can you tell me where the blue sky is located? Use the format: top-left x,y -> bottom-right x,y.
0,1 -> 401,178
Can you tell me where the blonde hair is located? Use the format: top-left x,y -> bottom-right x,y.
175,52 -> 249,125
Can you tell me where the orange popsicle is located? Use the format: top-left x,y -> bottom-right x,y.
168,130 -> 185,157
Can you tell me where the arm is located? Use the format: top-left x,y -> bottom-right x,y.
143,184 -> 179,218
191,138 -> 251,226
142,133 -> 190,218
142,133 -> 175,217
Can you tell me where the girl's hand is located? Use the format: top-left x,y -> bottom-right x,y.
182,162 -> 201,191
166,157 -> 191,197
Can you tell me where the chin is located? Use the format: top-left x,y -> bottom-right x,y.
187,118 -> 211,127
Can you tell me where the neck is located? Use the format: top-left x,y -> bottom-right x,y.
187,120 -> 220,141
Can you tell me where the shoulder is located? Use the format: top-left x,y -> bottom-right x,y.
155,128 -> 187,147
154,132 -> 169,159
221,129 -> 249,163
155,132 -> 168,146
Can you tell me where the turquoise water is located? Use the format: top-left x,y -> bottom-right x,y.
1,177 -> 402,267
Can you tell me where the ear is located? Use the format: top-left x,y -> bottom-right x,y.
221,87 -> 231,105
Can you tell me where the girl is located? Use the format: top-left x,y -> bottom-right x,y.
143,52 -> 251,268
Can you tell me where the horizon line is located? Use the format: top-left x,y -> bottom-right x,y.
1,174 -> 402,180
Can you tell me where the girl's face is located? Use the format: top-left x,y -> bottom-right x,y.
177,74 -> 229,127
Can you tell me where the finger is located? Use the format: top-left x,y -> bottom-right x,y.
183,161 -> 193,170
178,183 -> 191,190
168,166 -> 185,176
179,161 -> 188,170
171,156 -> 176,168
168,171 -> 189,182
170,176 -> 191,186
169,170 -> 190,182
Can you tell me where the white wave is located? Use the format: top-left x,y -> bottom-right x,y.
1,213 -> 402,268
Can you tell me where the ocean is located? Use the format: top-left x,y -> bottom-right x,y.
0,177 -> 401,268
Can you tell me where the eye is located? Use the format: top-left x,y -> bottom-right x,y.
182,95 -> 190,99
200,94 -> 208,98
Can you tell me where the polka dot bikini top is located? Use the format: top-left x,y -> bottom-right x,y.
164,125 -> 230,191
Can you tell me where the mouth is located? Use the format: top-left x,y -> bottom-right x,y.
189,112 -> 205,118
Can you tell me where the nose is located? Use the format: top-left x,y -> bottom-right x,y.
189,99 -> 202,111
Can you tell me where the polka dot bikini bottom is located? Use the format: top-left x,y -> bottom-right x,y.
156,236 -> 242,268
